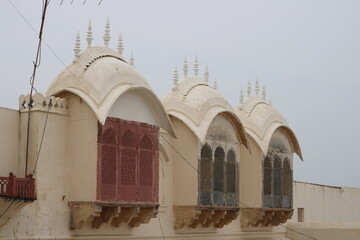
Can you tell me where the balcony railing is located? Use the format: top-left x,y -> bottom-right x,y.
0,172 -> 35,200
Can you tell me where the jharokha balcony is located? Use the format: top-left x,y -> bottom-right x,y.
0,172 -> 36,227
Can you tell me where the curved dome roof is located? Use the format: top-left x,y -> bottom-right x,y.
163,77 -> 249,148
236,96 -> 303,160
46,46 -> 175,137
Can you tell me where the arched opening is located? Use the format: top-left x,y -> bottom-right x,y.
99,127 -> 117,200
273,156 -> 282,208
226,149 -> 237,206
119,130 -> 137,201
138,135 -> 154,201
282,158 -> 292,208
199,144 -> 212,205
214,146 -> 225,206
263,156 -> 272,207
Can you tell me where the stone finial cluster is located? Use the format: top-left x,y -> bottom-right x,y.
240,79 -> 271,106
19,93 -> 67,114
213,78 -> 217,89
103,18 -> 111,47
173,56 -> 213,88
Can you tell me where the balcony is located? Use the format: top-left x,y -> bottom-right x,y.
0,172 -> 36,227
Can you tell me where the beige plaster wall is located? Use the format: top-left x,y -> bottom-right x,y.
1,106 -> 71,239
291,181 -> 360,223
240,135 -> 262,208
170,116 -> 199,206
0,107 -> 19,176
286,222 -> 360,240
66,94 -> 98,201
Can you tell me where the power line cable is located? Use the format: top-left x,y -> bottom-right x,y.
160,134 -> 317,240
157,213 -> 166,240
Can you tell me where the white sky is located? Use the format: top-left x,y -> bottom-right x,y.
1,0 -> 360,187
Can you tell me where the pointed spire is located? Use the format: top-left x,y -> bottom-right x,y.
117,32 -> 124,54
73,31 -> 81,58
268,97 -> 272,106
194,55 -> 199,77
213,78 -> 217,89
103,18 -> 111,47
204,64 -> 209,83
183,57 -> 188,78
86,20 -> 93,48
247,81 -> 251,97
262,85 -> 266,101
173,65 -> 179,86
255,78 -> 260,96
240,88 -> 244,104
129,52 -> 135,67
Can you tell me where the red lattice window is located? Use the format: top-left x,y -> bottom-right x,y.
97,118 -> 159,203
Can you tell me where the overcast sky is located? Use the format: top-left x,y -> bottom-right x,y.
1,0 -> 359,188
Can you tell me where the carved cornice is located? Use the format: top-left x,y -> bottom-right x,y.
69,201 -> 159,229
240,208 -> 293,228
173,205 -> 239,229
19,93 -> 68,115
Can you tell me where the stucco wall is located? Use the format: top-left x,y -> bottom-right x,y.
0,107 -> 19,176
291,181 -> 360,223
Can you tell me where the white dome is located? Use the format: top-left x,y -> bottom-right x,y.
163,77 -> 249,148
46,46 -> 175,137
236,96 -> 303,160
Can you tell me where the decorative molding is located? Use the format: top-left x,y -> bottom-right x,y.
69,202 -> 159,229
173,205 -> 239,229
19,93 -> 67,115
240,208 -> 293,228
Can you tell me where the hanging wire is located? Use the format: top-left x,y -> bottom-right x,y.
158,213 -> 166,240
160,134 -> 317,240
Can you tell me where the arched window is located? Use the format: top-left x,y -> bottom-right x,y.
263,157 -> 272,207
273,156 -> 282,208
282,158 -> 292,208
100,128 -> 117,200
226,150 -> 237,206
119,130 -> 136,201
199,144 -> 212,205
213,147 -> 225,206
138,135 -> 154,201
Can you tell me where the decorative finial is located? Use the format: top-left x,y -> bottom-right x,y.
103,18 -> 111,47
117,32 -> 124,54
73,31 -> 81,58
240,88 -> 244,104
255,78 -> 259,96
194,55 -> 199,77
183,57 -> 188,78
204,64 -> 209,83
173,65 -> 179,86
86,20 -> 93,48
262,85 -> 266,100
269,97 -> 272,106
213,78 -> 217,89
129,52 -> 135,67
247,81 -> 251,97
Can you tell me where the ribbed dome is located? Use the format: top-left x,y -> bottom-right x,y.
46,46 -> 175,136
236,96 -> 303,160
164,77 -> 249,148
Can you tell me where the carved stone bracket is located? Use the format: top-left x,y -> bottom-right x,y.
173,205 -> 239,229
69,202 -> 159,229
0,198 -> 34,227
240,208 -> 293,228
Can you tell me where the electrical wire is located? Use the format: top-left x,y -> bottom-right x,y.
157,212 -> 166,240
160,134 -> 317,240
